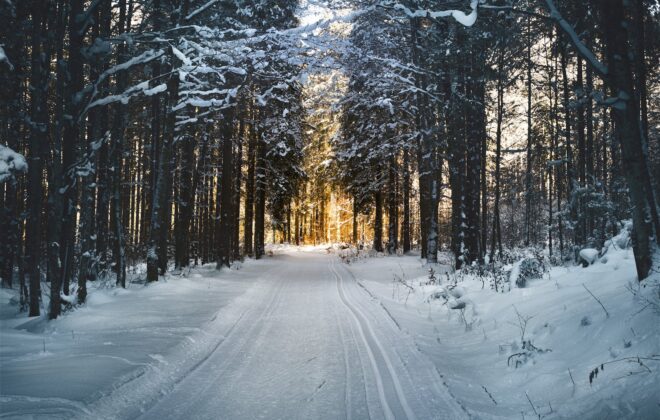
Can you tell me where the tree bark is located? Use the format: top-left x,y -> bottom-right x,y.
387,155 -> 398,254
244,111 -> 256,257
254,133 -> 266,259
402,149 -> 411,253
597,0 -> 655,280
27,0 -> 48,317
373,189 -> 383,253
175,130 -> 196,269
217,110 -> 235,269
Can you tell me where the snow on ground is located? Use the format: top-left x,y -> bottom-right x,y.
344,247 -> 660,419
1,248 -> 468,420
0,258 -> 280,419
1,242 -> 658,419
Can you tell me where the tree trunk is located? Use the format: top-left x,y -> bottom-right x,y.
157,61 -> 179,275
490,48 -> 505,262
254,134 -> 266,259
232,119 -> 243,260
146,61 -> 178,281
387,155 -> 398,254
110,0 -> 129,288
525,22 -> 533,246
597,0 -> 655,280
217,110 -> 235,269
352,197 -> 358,245
402,149 -> 411,253
244,112 -> 256,257
373,190 -> 383,253
62,0 -> 84,303
27,1 -> 48,316
175,130 -> 196,269
560,44 -> 577,258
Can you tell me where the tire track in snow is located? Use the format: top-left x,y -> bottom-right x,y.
138,272 -> 290,419
333,301 -> 353,420
336,260 -> 472,419
0,395 -> 92,418
330,258 -> 416,420
80,263 -> 286,420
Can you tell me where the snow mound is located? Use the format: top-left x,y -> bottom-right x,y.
579,248 -> 599,266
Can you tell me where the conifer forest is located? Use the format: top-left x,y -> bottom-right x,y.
1,1 -> 659,419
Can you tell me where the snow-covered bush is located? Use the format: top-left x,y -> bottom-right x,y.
579,248 -> 599,266
515,256 -> 547,288
602,220 -> 632,253
471,250 -> 548,292
338,245 -> 360,264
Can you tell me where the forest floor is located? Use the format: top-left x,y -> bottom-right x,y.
1,246 -> 659,419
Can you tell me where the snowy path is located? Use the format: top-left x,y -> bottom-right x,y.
89,251 -> 466,420
3,250 -> 657,419
1,250 -> 469,419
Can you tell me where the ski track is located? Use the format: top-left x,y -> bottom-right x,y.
70,251 -> 468,419
331,258 -> 415,420
337,261 -> 472,419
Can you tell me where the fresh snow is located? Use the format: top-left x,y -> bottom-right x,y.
171,46 -> 193,66
143,84 -> 167,97
0,262 -> 263,418
1,245 -> 658,419
0,144 -> 28,184
344,248 -> 660,419
579,248 -> 600,265
392,0 -> 479,27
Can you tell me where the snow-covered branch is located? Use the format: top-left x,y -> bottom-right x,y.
185,0 -> 219,21
383,0 -> 479,27
542,0 -> 608,77
0,144 -> 27,183
0,46 -> 13,70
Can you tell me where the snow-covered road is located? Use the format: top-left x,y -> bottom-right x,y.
98,251 -> 466,420
4,248 -> 657,419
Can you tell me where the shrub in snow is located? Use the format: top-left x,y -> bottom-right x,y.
602,221 -> 632,253
513,255 -> 547,288
427,267 -> 437,285
487,266 -> 509,292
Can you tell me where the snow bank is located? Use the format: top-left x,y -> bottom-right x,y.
0,260 -> 275,418
579,248 -> 599,265
345,247 -> 660,419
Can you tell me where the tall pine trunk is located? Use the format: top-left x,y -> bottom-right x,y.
597,0 -> 656,280
373,189 -> 383,253
254,134 -> 266,259
387,155 -> 398,254
27,1 -> 48,316
217,110 -> 235,269
402,149 -> 411,253
244,112 -> 256,257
